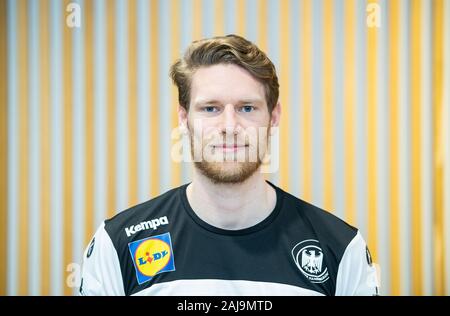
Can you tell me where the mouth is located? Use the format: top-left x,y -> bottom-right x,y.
212,144 -> 249,152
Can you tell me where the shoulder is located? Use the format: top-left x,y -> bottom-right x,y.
80,221 -> 126,295
335,231 -> 380,295
281,189 -> 358,246
271,186 -> 370,295
81,184 -> 186,295
103,184 -> 185,246
279,188 -> 358,266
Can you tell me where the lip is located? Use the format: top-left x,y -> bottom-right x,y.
212,144 -> 248,152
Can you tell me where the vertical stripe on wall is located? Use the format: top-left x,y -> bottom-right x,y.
93,0 -> 107,227
246,0 -> 258,42
115,0 -> 128,212
171,0 -> 181,188
193,0 -> 202,41
288,0 -> 301,198
267,0 -> 280,186
215,0 -> 224,35
279,0 -> 290,191
72,0 -> 85,294
180,0 -> 193,186
18,0 -> 29,295
323,0 -> 334,213
236,0 -> 247,36
63,0 -> 74,296
158,0 -> 172,194
7,0 -> 18,295
367,0 -> 379,269
444,0 -> 450,296
106,0 -> 117,218
302,0 -> 312,203
420,0 -> 433,295
202,0 -> 214,39
343,0 -> 356,226
399,0 -> 412,295
377,0 -> 390,292
355,0 -> 368,243
137,0 -> 151,200
311,0 -> 324,208
411,0 -> 423,295
0,0 -> 8,296
333,0 -> 345,221
50,0 -> 63,294
84,0 -> 95,250
224,0 -> 235,35
388,0 -> 401,296
39,0 -> 51,295
257,0 -> 267,53
236,0 -> 246,36
128,0 -> 138,207
150,0 -> 160,198
28,0 -> 41,295
432,0 -> 445,296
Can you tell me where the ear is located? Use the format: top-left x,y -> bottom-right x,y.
178,105 -> 188,134
270,101 -> 281,129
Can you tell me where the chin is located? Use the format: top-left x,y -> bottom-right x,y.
194,161 -> 261,184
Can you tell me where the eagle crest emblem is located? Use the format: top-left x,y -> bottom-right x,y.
292,239 -> 329,283
302,249 -> 323,274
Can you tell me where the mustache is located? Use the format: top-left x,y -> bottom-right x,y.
204,135 -> 251,147
185,124 -> 271,147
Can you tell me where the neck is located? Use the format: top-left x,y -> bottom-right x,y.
186,168 -> 277,230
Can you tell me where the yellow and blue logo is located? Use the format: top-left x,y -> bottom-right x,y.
128,232 -> 175,284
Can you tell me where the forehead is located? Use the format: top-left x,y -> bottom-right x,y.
190,64 -> 266,105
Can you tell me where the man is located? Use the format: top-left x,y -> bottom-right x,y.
80,34 -> 379,296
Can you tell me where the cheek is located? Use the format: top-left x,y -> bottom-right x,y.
258,126 -> 271,147
187,119 -> 219,142
242,114 -> 272,133
199,126 -> 220,145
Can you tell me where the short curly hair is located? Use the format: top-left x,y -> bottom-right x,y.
170,34 -> 279,114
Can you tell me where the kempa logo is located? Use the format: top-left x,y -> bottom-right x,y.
125,216 -> 169,237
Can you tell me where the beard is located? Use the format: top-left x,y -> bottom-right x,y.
193,159 -> 262,184
189,127 -> 270,185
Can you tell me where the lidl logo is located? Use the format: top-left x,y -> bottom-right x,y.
128,232 -> 175,284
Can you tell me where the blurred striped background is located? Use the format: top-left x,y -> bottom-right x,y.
1,0 -> 449,296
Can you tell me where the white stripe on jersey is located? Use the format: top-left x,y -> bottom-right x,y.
131,279 -> 325,296
335,231 -> 380,296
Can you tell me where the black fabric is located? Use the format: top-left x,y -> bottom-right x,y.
104,181 -> 357,296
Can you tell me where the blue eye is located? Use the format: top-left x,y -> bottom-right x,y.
204,106 -> 218,113
240,105 -> 255,113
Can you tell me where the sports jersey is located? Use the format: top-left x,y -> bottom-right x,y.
79,181 -> 379,296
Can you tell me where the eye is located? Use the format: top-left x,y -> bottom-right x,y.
203,106 -> 219,113
239,105 -> 255,113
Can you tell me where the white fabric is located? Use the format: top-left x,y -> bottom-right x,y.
132,279 -> 324,296
80,222 -> 125,295
335,231 -> 380,296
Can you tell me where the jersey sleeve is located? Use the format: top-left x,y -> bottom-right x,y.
79,221 -> 125,296
334,231 -> 380,296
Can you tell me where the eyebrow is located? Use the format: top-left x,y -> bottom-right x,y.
193,98 -> 264,106
193,99 -> 221,106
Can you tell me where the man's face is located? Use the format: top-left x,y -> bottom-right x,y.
179,64 -> 279,184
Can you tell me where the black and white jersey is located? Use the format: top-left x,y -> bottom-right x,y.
80,181 -> 379,296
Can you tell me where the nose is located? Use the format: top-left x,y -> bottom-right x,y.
220,104 -> 240,135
